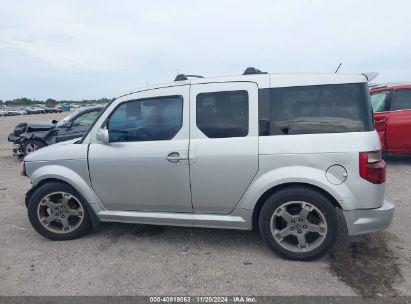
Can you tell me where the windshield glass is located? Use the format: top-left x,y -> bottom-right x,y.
370,91 -> 390,112
56,109 -> 82,127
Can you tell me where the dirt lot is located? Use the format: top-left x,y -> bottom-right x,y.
0,113 -> 410,296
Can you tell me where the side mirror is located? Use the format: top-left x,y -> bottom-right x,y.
96,127 -> 109,144
64,121 -> 72,128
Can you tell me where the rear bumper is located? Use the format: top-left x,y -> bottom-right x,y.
343,196 -> 395,235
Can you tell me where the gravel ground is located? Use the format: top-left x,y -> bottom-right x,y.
0,113 -> 410,296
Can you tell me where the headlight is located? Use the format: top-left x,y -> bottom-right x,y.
18,162 -> 26,176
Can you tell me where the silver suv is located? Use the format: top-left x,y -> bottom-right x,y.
21,68 -> 394,260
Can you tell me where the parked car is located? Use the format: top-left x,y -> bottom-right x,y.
32,107 -> 46,114
42,107 -> 54,113
370,83 -> 411,154
8,105 -> 103,156
21,69 -> 393,261
51,107 -> 63,113
21,107 -> 42,114
3,109 -> 19,116
16,110 -> 27,115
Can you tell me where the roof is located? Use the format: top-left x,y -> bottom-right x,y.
122,71 -> 369,97
369,82 -> 411,92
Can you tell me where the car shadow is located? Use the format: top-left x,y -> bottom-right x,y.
90,222 -> 267,253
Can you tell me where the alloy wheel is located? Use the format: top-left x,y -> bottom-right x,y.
36,192 -> 85,234
270,201 -> 328,253
25,143 -> 39,154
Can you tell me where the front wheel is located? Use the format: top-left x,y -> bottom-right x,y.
27,182 -> 92,240
23,139 -> 46,156
259,187 -> 339,261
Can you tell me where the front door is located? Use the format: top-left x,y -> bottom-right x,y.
88,86 -> 192,212
386,89 -> 411,152
189,82 -> 259,214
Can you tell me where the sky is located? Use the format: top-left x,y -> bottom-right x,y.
0,0 -> 410,100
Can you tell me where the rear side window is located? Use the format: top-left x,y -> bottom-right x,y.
196,90 -> 248,138
259,83 -> 373,135
391,90 -> 411,111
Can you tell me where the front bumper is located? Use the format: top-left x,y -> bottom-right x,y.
12,143 -> 24,157
8,133 -> 19,142
343,196 -> 395,235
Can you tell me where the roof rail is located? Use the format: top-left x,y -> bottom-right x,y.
243,67 -> 267,75
174,74 -> 204,81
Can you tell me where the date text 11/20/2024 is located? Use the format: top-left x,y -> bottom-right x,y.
149,296 -> 257,303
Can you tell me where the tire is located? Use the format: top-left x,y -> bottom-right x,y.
258,186 -> 339,261
23,139 -> 46,156
27,182 -> 92,240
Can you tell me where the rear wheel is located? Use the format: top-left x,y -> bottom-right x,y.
23,139 -> 46,155
27,182 -> 92,240
259,187 -> 339,260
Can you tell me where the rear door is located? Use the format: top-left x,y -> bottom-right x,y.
370,90 -> 391,150
386,89 -> 411,152
189,82 -> 259,214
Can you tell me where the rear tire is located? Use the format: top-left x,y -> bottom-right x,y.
27,182 -> 92,240
259,186 -> 339,261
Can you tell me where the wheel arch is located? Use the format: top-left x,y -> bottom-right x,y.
22,136 -> 48,150
251,182 -> 342,230
25,177 -> 102,228
25,178 -> 69,206
25,164 -> 105,227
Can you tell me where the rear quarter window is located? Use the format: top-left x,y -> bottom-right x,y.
259,83 -> 374,135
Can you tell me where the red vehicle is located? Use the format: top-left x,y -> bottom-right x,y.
370,83 -> 411,154
51,107 -> 62,113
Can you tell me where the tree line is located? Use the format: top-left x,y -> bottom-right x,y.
0,98 -> 113,107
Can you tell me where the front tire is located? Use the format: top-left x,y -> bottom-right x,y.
27,182 -> 92,240
259,186 -> 339,261
23,139 -> 46,156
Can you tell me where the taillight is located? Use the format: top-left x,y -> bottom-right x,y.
359,151 -> 386,184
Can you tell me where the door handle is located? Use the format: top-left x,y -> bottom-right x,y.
375,119 -> 386,123
166,152 -> 188,163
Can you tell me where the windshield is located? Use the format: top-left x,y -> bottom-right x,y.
56,109 -> 82,127
370,91 -> 390,112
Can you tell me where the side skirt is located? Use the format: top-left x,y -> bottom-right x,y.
97,208 -> 253,230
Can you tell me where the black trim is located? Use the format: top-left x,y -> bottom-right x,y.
174,74 -> 204,81
243,67 -> 267,75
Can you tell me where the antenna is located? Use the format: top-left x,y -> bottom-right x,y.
335,62 -> 342,73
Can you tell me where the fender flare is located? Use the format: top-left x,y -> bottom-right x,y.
26,164 -> 105,228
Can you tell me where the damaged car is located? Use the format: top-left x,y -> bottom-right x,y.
8,105 -> 104,157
